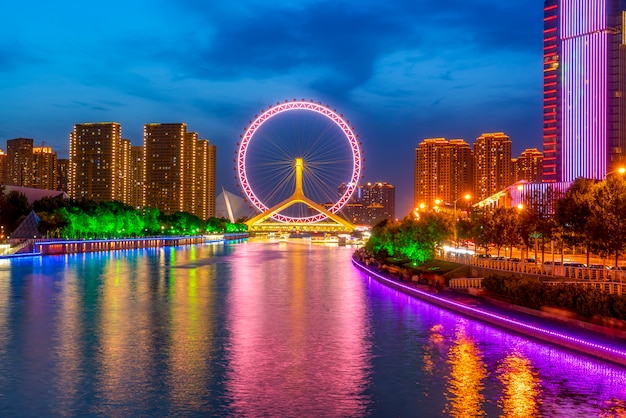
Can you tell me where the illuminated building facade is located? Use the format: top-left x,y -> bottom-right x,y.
69,123 -> 127,203
144,123 -> 215,218
195,139 -> 217,220
56,159 -> 69,192
362,182 -> 395,222
415,138 -> 473,210
543,0 -> 626,181
0,150 -> 6,185
130,146 -> 144,209
473,132 -> 512,201
32,146 -> 58,190
144,123 -> 186,214
512,148 -> 544,183
337,181 -> 395,225
6,137 -> 33,187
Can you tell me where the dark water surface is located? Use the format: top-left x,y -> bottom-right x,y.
0,239 -> 625,417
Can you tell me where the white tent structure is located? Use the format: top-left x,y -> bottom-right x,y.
215,187 -> 256,223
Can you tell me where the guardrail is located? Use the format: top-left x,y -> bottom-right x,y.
449,277 -> 484,289
441,253 -> 626,285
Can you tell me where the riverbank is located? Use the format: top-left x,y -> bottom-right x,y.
1,233 -> 248,258
351,254 -> 626,368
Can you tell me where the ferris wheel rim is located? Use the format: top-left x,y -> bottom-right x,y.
237,99 -> 362,223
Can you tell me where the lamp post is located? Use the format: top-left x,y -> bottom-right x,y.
453,194 -> 471,246
516,203 -> 525,261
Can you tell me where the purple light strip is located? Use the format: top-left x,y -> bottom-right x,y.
352,257 -> 626,367
560,0 -> 609,181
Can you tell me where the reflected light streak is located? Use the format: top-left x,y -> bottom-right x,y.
167,245 -> 216,412
227,244 -> 370,416
352,258 -> 626,366
444,323 -> 487,418
497,352 -> 541,418
96,253 -> 153,412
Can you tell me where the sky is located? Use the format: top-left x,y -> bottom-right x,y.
0,0 -> 543,217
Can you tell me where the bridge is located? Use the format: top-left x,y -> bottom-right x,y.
245,158 -> 355,233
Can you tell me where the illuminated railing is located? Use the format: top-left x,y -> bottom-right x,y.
352,257 -> 626,367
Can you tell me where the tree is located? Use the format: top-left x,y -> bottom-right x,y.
554,178 -> 596,264
0,191 -> 31,235
490,207 -> 519,258
470,208 -> 493,254
588,177 -> 626,266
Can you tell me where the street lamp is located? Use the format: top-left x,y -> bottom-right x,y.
607,166 -> 626,177
453,194 -> 471,245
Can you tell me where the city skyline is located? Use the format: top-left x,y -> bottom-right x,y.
1,1 -> 543,217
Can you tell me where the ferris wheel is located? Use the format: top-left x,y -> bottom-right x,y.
237,99 -> 362,223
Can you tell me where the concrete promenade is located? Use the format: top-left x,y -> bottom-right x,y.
352,256 -> 626,368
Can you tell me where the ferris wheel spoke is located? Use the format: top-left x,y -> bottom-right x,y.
237,101 -> 362,222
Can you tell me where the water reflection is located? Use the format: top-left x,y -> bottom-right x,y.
166,245 -> 218,412
423,324 -> 444,376
0,243 -> 624,416
97,253 -> 155,412
226,242 -> 371,416
497,351 -> 541,418
444,322 -> 487,418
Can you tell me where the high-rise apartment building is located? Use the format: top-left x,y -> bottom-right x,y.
195,139 -> 217,220
144,124 -> 216,218
69,122 -> 128,203
144,123 -> 186,214
0,150 -> 6,185
32,146 -> 57,190
512,148 -> 544,183
362,182 -> 395,222
116,139 -> 131,204
6,137 -> 33,187
414,138 -> 473,210
473,132 -> 512,201
337,181 -> 395,225
56,159 -> 69,192
183,132 -> 198,215
543,0 -> 626,181
130,146 -> 144,209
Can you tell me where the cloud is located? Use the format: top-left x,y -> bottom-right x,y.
0,41 -> 42,72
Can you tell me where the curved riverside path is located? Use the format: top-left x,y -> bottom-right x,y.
352,256 -> 626,368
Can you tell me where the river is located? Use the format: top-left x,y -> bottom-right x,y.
0,239 -> 624,417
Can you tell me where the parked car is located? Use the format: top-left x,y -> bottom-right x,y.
563,262 -> 586,268
589,264 -> 609,269
509,257 -> 521,262
543,261 -> 562,266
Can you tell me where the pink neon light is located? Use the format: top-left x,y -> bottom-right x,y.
237,100 -> 362,223
352,258 -> 626,366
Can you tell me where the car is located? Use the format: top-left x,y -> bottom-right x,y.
589,264 -> 609,270
509,257 -> 521,262
477,254 -> 491,259
525,258 -> 536,263
543,260 -> 562,266
563,262 -> 586,268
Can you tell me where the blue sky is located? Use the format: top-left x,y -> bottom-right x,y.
1,0 -> 543,217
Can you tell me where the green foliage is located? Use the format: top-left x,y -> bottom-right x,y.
32,199 -> 243,239
482,275 -> 626,321
365,212 -> 452,264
